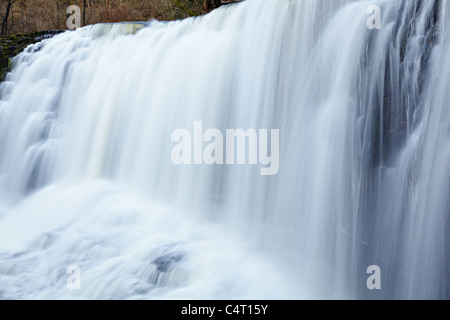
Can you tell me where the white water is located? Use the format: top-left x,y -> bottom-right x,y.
0,0 -> 449,299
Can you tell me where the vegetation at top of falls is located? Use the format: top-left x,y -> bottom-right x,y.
0,1 -> 240,36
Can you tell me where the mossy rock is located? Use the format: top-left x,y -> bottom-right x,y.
0,30 -> 65,81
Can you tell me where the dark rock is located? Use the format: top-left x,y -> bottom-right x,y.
0,30 -> 65,81
152,252 -> 184,273
204,0 -> 241,12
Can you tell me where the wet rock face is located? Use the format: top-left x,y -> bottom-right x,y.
0,30 -> 65,81
204,0 -> 241,12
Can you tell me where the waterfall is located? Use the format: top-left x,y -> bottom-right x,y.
0,0 -> 449,299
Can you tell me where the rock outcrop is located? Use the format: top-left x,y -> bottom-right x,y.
0,30 -> 64,81
204,0 -> 241,12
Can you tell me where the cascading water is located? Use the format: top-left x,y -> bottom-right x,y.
0,0 -> 449,299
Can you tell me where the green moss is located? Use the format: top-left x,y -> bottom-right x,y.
174,0 -> 202,17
